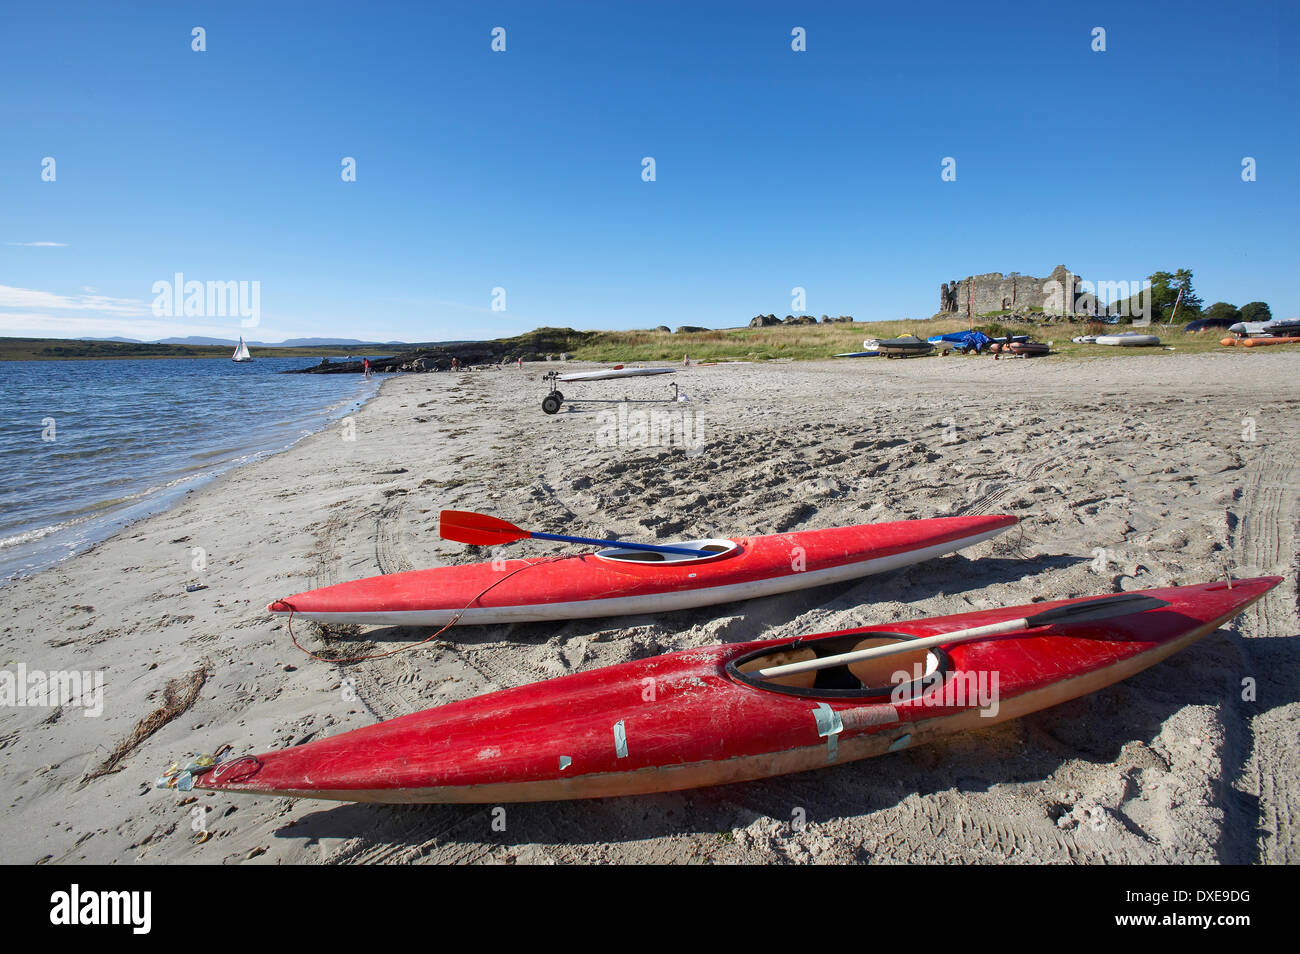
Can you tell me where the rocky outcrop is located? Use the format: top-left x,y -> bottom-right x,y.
749,314 -> 781,327
287,327 -> 594,374
675,325 -> 709,334
782,315 -> 818,325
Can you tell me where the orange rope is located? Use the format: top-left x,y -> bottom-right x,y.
284,556 -> 562,664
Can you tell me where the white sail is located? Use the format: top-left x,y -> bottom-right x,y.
232,337 -> 252,362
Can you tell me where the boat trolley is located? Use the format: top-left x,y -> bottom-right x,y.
540,370 -> 681,414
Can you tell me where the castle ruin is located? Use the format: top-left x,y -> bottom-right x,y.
939,265 -> 1094,318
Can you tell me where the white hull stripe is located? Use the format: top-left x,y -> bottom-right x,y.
275,527 -> 1008,627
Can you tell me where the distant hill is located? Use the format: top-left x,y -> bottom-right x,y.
275,337 -> 379,348
78,336 -> 398,347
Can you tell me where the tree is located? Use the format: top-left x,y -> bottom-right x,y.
1240,301 -> 1272,323
1140,269 -> 1201,322
1146,271 -> 1175,320
1168,269 -> 1203,317
1204,302 -> 1241,323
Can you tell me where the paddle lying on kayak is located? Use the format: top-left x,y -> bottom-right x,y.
755,592 -> 1170,678
266,514 -> 1018,626
201,577 -> 1279,803
438,510 -> 703,557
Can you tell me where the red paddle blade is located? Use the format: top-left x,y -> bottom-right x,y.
439,510 -> 528,545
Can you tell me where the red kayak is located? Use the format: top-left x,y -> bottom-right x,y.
268,515 -> 1017,626
202,576 -> 1280,803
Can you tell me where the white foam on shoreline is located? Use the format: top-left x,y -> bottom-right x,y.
0,375 -> 382,584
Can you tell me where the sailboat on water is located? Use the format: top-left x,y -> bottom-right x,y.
232,337 -> 253,363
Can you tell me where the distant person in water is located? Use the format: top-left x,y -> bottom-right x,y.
363,358 -> 371,378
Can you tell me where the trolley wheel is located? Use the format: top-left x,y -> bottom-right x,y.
542,393 -> 563,415
553,391 -> 564,402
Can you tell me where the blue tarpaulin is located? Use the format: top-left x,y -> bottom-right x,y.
928,330 -> 992,352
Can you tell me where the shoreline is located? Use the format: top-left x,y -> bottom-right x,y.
0,355 -> 1295,864
0,368 -> 381,585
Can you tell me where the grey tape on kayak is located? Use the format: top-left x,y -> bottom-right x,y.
812,703 -> 844,763
613,720 -> 628,759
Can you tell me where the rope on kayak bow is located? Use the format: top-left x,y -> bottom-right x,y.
283,556 -> 564,664
208,754 -> 263,784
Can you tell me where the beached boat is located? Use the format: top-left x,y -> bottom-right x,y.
930,332 -> 1024,345
873,335 -> 934,358
198,577 -> 1279,803
1183,318 -> 1236,333
1221,336 -> 1300,348
231,337 -> 253,362
1262,318 -> 1300,336
267,515 -> 1018,627
1095,333 -> 1160,347
991,341 -> 1050,356
557,367 -> 677,383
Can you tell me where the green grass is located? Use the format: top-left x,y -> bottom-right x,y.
1040,323 -> 1300,358
575,321 -> 1300,362
571,320 -> 973,362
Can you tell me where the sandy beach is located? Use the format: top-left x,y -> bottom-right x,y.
1,351 -> 1296,865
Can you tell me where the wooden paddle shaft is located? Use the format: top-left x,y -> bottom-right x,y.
756,617 -> 1030,678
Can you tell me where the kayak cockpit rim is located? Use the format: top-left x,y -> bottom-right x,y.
593,538 -> 741,564
727,631 -> 949,699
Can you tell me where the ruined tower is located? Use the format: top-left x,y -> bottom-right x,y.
939,266 -> 1090,318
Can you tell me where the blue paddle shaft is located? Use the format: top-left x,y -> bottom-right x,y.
529,531 -> 705,557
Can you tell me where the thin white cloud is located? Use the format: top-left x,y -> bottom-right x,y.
6,241 -> 68,247
0,312 -> 292,341
0,284 -> 150,317
0,283 -> 288,340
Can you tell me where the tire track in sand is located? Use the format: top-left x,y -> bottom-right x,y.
1226,439 -> 1299,863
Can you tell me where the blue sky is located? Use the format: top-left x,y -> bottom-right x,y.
2,0 -> 1296,342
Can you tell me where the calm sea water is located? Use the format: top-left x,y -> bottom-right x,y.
0,357 -> 380,582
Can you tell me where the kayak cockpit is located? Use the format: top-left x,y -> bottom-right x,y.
594,539 -> 740,564
728,632 -> 947,699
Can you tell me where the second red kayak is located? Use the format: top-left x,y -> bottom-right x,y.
269,515 -> 1017,626
204,576 -> 1280,803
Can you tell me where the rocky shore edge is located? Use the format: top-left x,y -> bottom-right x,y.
287,327 -> 592,374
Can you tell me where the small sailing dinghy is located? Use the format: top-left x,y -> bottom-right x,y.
232,337 -> 253,362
